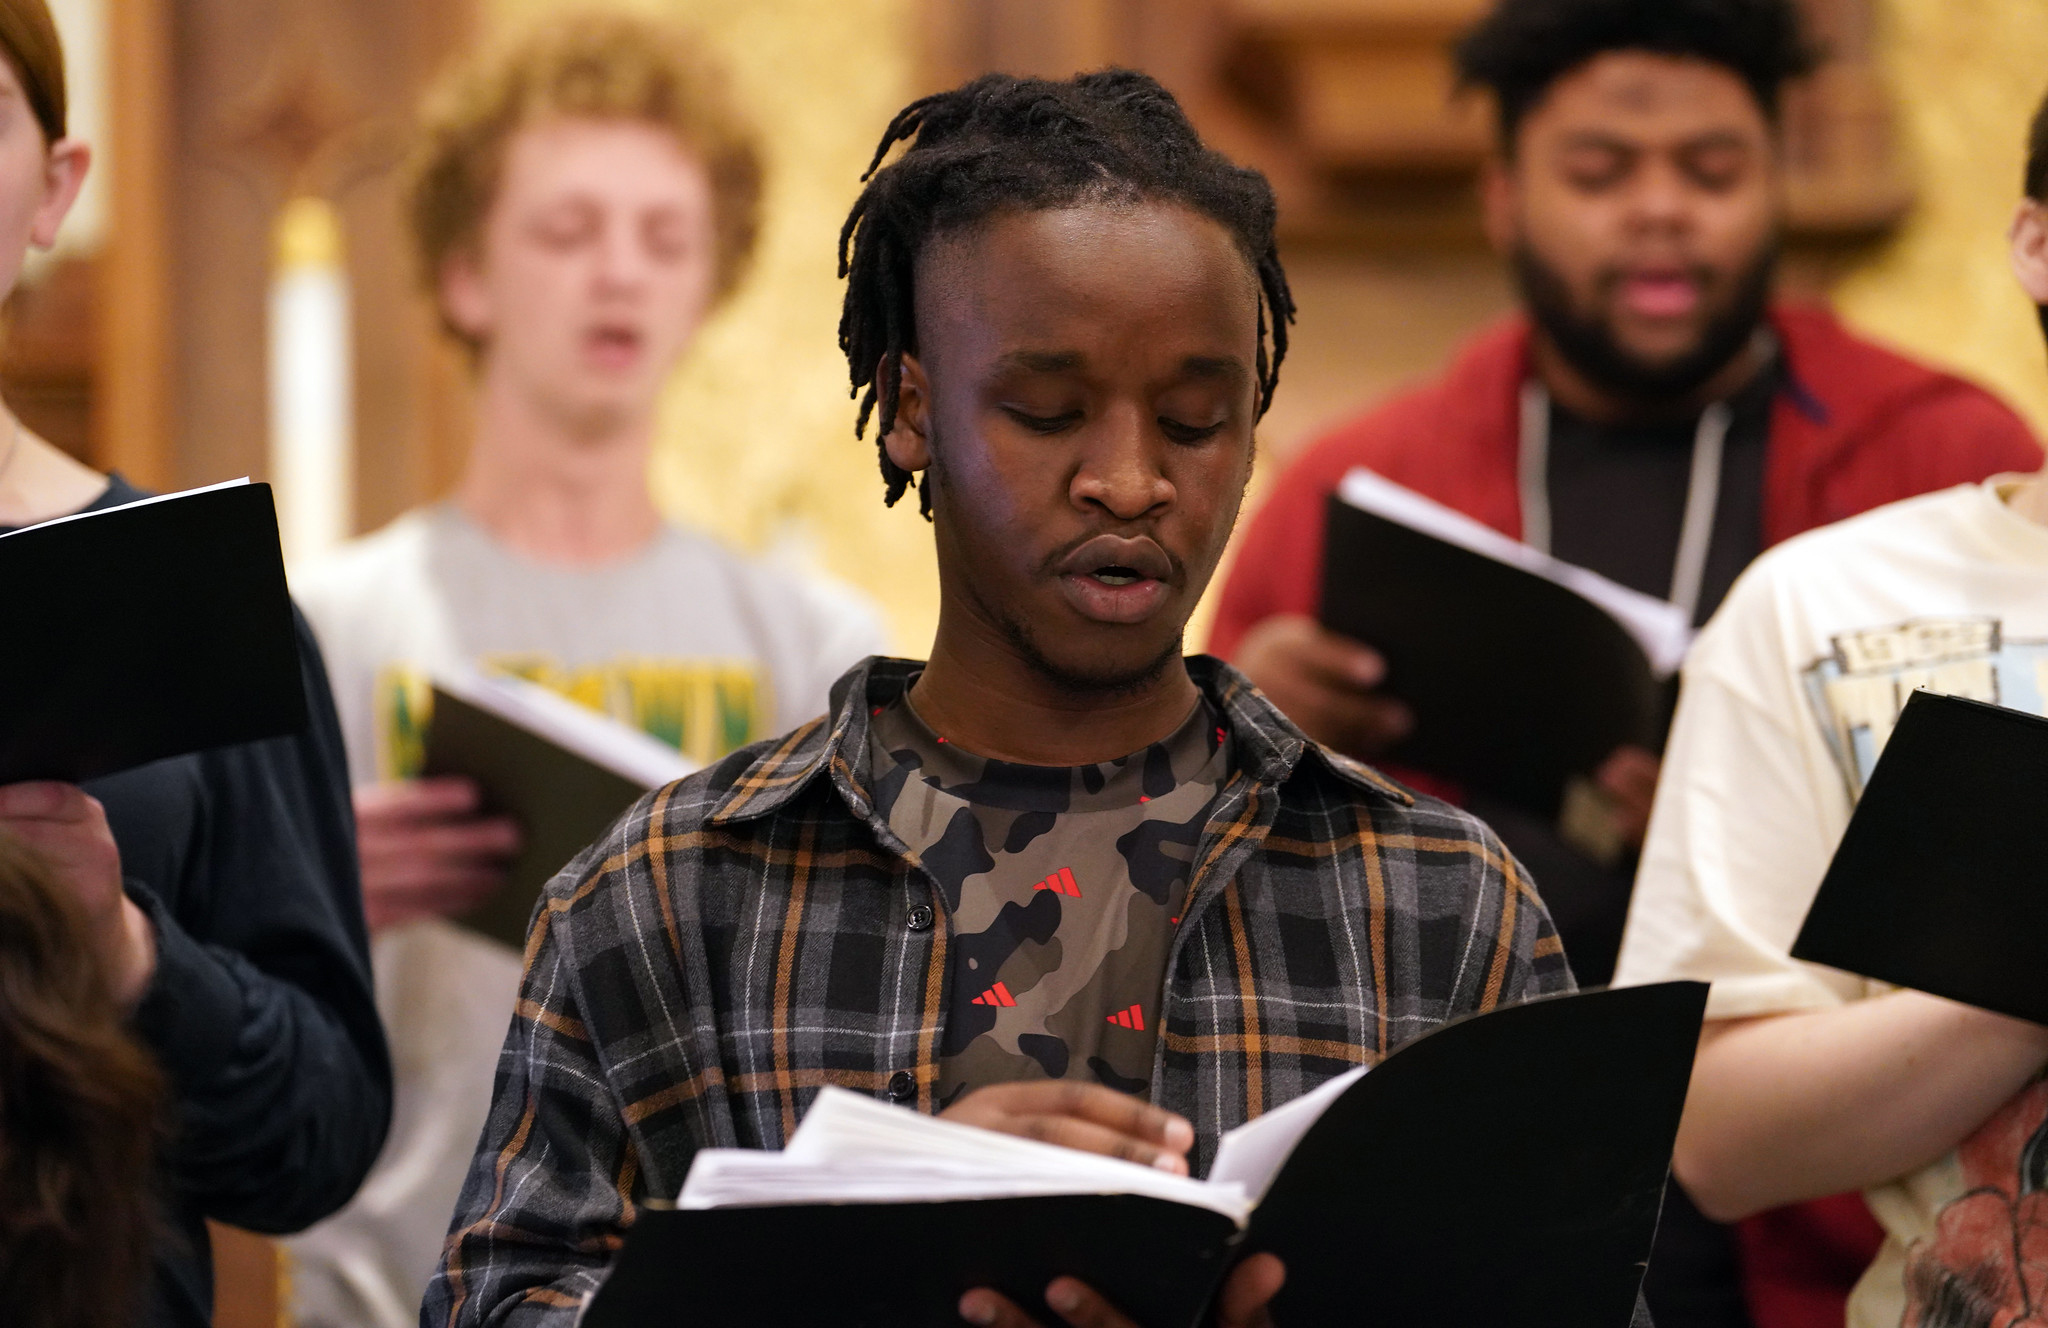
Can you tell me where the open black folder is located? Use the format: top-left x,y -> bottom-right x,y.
1792,690 -> 2048,1025
422,673 -> 693,948
584,981 -> 1708,1328
1319,469 -> 1692,818
0,481 -> 306,784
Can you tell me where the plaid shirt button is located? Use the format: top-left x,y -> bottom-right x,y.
886,1070 -> 916,1101
906,905 -> 934,932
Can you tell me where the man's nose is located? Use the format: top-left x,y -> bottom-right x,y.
1072,405 -> 1174,520
593,220 -> 648,288
1624,159 -> 1695,234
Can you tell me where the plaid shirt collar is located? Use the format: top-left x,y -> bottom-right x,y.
706,655 -> 1414,829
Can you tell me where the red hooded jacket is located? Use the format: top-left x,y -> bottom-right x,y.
1207,304 -> 2042,1328
1211,305 -> 2042,659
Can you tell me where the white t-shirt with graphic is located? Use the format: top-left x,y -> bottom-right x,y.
282,504 -> 889,1328
1615,478 -> 2048,1328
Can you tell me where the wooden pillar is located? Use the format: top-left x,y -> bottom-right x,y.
99,0 -> 174,487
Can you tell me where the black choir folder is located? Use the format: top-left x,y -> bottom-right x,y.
1319,469 -> 1694,818
584,981 -> 1708,1328
0,480 -> 306,785
1792,690 -> 2048,1025
421,673 -> 693,948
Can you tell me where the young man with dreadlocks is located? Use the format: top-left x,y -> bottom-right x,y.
1207,3 -> 2039,1325
427,69 -> 1578,1328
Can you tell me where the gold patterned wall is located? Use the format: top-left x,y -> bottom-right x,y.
485,0 -> 938,653
1832,0 -> 2048,437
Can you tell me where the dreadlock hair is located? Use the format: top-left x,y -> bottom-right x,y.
838,69 -> 1296,516
1455,0 -> 1820,153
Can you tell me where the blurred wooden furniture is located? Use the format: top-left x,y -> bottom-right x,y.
100,0 -> 477,528
922,0 -> 1911,248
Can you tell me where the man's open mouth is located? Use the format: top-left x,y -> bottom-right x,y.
1054,537 -> 1177,625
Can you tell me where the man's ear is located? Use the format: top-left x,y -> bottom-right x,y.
2011,201 -> 2048,306
883,352 -> 934,474
1480,155 -> 1518,256
29,138 -> 89,250
438,249 -> 493,345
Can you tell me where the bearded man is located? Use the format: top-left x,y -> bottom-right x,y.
1207,3 -> 2041,1327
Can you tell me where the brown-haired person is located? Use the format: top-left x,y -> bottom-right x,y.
0,833 -> 162,1328
284,14 -> 885,1326
0,3 -> 390,1327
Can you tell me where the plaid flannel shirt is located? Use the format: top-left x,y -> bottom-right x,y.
425,656 -> 1572,1326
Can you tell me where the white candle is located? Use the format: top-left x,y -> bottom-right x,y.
268,195 -> 353,567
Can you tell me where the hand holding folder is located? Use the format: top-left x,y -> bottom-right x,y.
421,671 -> 695,948
1318,469 -> 1692,819
584,983 -> 1707,1328
0,480 -> 305,1004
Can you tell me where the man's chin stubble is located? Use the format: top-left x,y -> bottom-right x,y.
996,610 -> 1187,701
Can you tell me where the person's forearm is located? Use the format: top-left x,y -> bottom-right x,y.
1676,992 -> 2048,1220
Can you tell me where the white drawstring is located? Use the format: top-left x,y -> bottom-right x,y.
1517,386 -> 1733,625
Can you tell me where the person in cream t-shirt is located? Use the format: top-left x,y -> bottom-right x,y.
1615,471 -> 2048,1328
1619,100 -> 2048,1327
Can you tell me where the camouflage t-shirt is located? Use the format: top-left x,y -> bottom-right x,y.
867,687 -> 1232,1108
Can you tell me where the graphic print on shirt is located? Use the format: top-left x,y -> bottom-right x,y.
1900,1082 -> 2048,1328
373,655 -> 769,778
868,694 -> 1231,1108
1800,616 -> 2048,799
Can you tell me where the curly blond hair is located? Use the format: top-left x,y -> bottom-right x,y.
408,9 -> 763,347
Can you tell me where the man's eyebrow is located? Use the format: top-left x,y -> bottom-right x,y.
1558,129 -> 1752,153
992,350 -> 1085,375
1558,131 -> 1639,153
988,350 -> 1248,380
1178,355 -> 1248,383
1673,130 -> 1754,153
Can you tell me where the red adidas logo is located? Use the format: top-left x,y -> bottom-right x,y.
1106,1004 -> 1146,1031
970,982 -> 1017,1007
1033,867 -> 1081,897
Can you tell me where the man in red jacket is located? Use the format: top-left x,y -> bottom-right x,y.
1210,2 -> 2041,1327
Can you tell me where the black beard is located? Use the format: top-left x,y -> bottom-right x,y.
1514,241 -> 1777,405
2037,303 -> 2048,353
